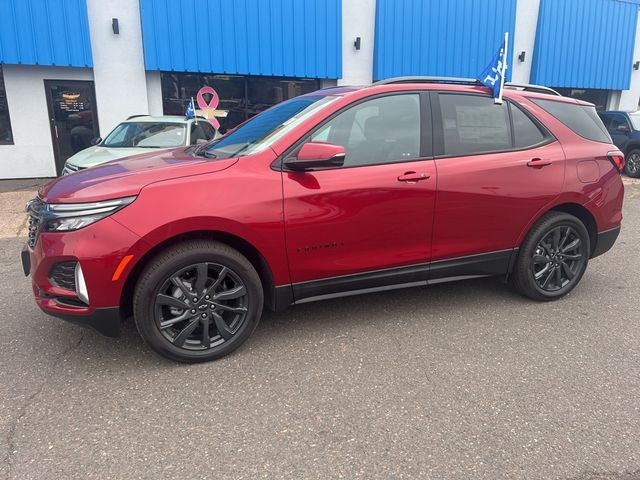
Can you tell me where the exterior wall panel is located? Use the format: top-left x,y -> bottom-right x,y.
531,0 -> 639,90
139,0 -> 342,79
373,0 -> 517,81
0,0 -> 93,67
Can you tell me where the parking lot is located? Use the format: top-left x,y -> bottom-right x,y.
0,179 -> 639,480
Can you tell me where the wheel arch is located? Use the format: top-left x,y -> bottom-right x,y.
624,141 -> 640,156
120,229 -> 282,318
516,202 -> 598,259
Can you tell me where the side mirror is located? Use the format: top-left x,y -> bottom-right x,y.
616,123 -> 630,133
195,138 -> 208,145
91,137 -> 102,146
284,142 -> 346,171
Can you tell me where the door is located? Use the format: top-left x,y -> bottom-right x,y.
282,93 -> 437,299
44,80 -> 100,175
430,92 -> 565,277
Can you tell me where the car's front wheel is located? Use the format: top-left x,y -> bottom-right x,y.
133,240 -> 263,363
624,148 -> 640,178
512,212 -> 590,301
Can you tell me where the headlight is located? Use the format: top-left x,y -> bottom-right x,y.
42,196 -> 136,232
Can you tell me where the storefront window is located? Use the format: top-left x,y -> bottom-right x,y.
554,88 -> 609,111
0,66 -> 14,145
161,73 -> 320,132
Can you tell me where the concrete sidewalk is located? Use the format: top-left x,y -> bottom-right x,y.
0,178 -> 50,239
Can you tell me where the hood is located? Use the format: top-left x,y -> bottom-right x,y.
66,146 -> 156,168
40,148 -> 238,203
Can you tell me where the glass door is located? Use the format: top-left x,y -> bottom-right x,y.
44,80 -> 100,175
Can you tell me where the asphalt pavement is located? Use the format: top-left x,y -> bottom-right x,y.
1,182 -> 639,480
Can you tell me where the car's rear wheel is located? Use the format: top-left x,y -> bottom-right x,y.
512,212 -> 590,301
133,240 -> 263,363
624,148 -> 640,178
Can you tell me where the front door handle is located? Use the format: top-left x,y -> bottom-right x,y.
398,171 -> 430,183
526,158 -> 552,168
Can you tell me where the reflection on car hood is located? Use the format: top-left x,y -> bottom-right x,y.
40,148 -> 238,203
65,146 -> 160,168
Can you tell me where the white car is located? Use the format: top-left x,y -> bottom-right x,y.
62,115 -> 218,174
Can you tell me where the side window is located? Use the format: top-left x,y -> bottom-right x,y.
530,98 -> 611,144
439,94 -> 511,156
598,113 -> 613,130
190,122 -> 207,145
609,114 -> 630,132
510,103 -> 547,148
309,94 -> 421,167
200,121 -> 217,140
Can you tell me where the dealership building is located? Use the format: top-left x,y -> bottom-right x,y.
0,0 -> 639,179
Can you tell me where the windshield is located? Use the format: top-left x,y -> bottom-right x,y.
102,122 -> 187,148
204,95 -> 338,159
629,113 -> 640,131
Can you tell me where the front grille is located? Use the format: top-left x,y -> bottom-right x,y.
49,261 -> 77,292
26,197 -> 45,248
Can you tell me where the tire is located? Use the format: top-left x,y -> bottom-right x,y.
624,148 -> 640,178
133,240 -> 263,363
512,212 -> 590,302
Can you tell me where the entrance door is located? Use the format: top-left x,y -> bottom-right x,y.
44,80 -> 100,175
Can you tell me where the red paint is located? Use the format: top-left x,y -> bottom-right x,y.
26,83 -> 624,319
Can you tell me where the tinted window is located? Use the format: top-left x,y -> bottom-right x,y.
609,114 -> 630,132
200,122 -> 217,140
309,94 -> 421,167
510,103 -> 546,148
439,94 -> 511,156
190,122 -> 209,145
598,113 -> 613,130
0,66 -> 13,145
531,98 -> 611,143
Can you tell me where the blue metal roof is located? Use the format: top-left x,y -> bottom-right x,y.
0,0 -> 92,67
373,0 -> 517,81
531,0 -> 639,90
139,0 -> 342,79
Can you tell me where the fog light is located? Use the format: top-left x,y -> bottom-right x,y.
74,262 -> 89,305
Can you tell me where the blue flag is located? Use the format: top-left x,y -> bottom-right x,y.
185,98 -> 195,119
478,32 -> 509,103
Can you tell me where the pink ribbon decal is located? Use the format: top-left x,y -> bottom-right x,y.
196,86 -> 221,129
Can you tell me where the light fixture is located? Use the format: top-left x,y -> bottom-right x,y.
518,51 -> 526,62
354,37 -> 361,50
634,61 -> 640,71
112,18 -> 119,35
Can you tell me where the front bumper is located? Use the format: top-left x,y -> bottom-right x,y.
23,216 -> 144,337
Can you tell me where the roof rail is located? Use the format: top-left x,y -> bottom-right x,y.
504,83 -> 561,96
372,76 -> 561,96
372,76 -> 481,86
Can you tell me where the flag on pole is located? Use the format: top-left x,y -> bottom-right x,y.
185,97 -> 196,119
477,32 -> 509,104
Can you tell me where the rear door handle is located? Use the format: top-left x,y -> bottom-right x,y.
526,158 -> 552,168
397,171 -> 430,183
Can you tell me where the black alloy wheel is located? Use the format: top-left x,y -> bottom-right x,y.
155,263 -> 249,350
531,226 -> 586,292
134,240 -> 263,363
625,149 -> 640,178
512,211 -> 590,301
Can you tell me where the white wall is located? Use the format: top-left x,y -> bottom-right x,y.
86,0 -> 149,135
145,71 -> 164,116
511,0 -> 541,85
616,12 -> 640,112
338,0 -> 377,85
0,65 -> 93,179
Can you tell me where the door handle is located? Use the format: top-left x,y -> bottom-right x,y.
397,171 -> 430,183
526,158 -> 552,168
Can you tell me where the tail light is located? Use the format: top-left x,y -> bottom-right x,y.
607,151 -> 625,173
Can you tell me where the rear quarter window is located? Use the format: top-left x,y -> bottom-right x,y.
531,98 -> 612,144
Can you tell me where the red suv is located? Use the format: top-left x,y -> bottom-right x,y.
23,78 -> 624,362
